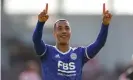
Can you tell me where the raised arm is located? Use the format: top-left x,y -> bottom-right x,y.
32,3 -> 49,56
85,23 -> 109,59
84,3 -> 112,59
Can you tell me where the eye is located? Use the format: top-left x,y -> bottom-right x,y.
58,26 -> 62,30
65,26 -> 70,30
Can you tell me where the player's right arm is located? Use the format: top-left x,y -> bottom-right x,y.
32,3 -> 49,56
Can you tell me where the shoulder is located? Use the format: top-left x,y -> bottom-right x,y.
45,44 -> 55,49
43,44 -> 55,54
71,46 -> 85,52
72,46 -> 85,49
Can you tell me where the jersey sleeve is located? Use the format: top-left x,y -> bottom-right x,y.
80,23 -> 109,63
32,21 -> 48,57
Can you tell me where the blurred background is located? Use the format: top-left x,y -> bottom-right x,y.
1,0 -> 133,80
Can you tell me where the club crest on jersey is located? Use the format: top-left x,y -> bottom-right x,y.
70,53 -> 77,60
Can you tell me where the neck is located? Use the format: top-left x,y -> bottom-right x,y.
56,43 -> 70,53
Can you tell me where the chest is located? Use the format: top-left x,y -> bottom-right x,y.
50,50 -> 79,62
47,50 -> 81,69
41,47 -> 84,77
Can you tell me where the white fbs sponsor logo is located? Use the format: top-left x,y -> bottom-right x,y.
58,61 -> 76,74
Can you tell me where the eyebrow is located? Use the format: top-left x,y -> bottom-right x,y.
65,26 -> 69,28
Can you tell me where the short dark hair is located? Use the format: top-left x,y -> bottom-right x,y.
54,19 -> 68,30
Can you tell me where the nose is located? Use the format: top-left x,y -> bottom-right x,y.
62,29 -> 67,33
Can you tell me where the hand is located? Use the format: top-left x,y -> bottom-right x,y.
38,3 -> 49,22
102,3 -> 112,25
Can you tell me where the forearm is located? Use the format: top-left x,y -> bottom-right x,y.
96,23 -> 109,46
86,23 -> 109,58
32,21 -> 46,55
33,21 -> 45,41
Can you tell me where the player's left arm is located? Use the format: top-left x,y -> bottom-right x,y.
85,3 -> 112,59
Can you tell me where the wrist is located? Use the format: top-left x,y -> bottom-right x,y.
38,20 -> 46,23
102,21 -> 109,26
37,20 -> 45,26
102,22 -> 109,27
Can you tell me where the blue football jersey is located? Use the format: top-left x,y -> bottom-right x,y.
32,21 -> 109,80
40,45 -> 89,80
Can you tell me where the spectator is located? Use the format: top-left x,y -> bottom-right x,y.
19,60 -> 41,80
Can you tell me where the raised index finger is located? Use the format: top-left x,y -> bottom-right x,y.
103,3 -> 106,14
45,3 -> 48,14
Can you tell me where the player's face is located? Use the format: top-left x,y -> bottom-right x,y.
54,21 -> 71,44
